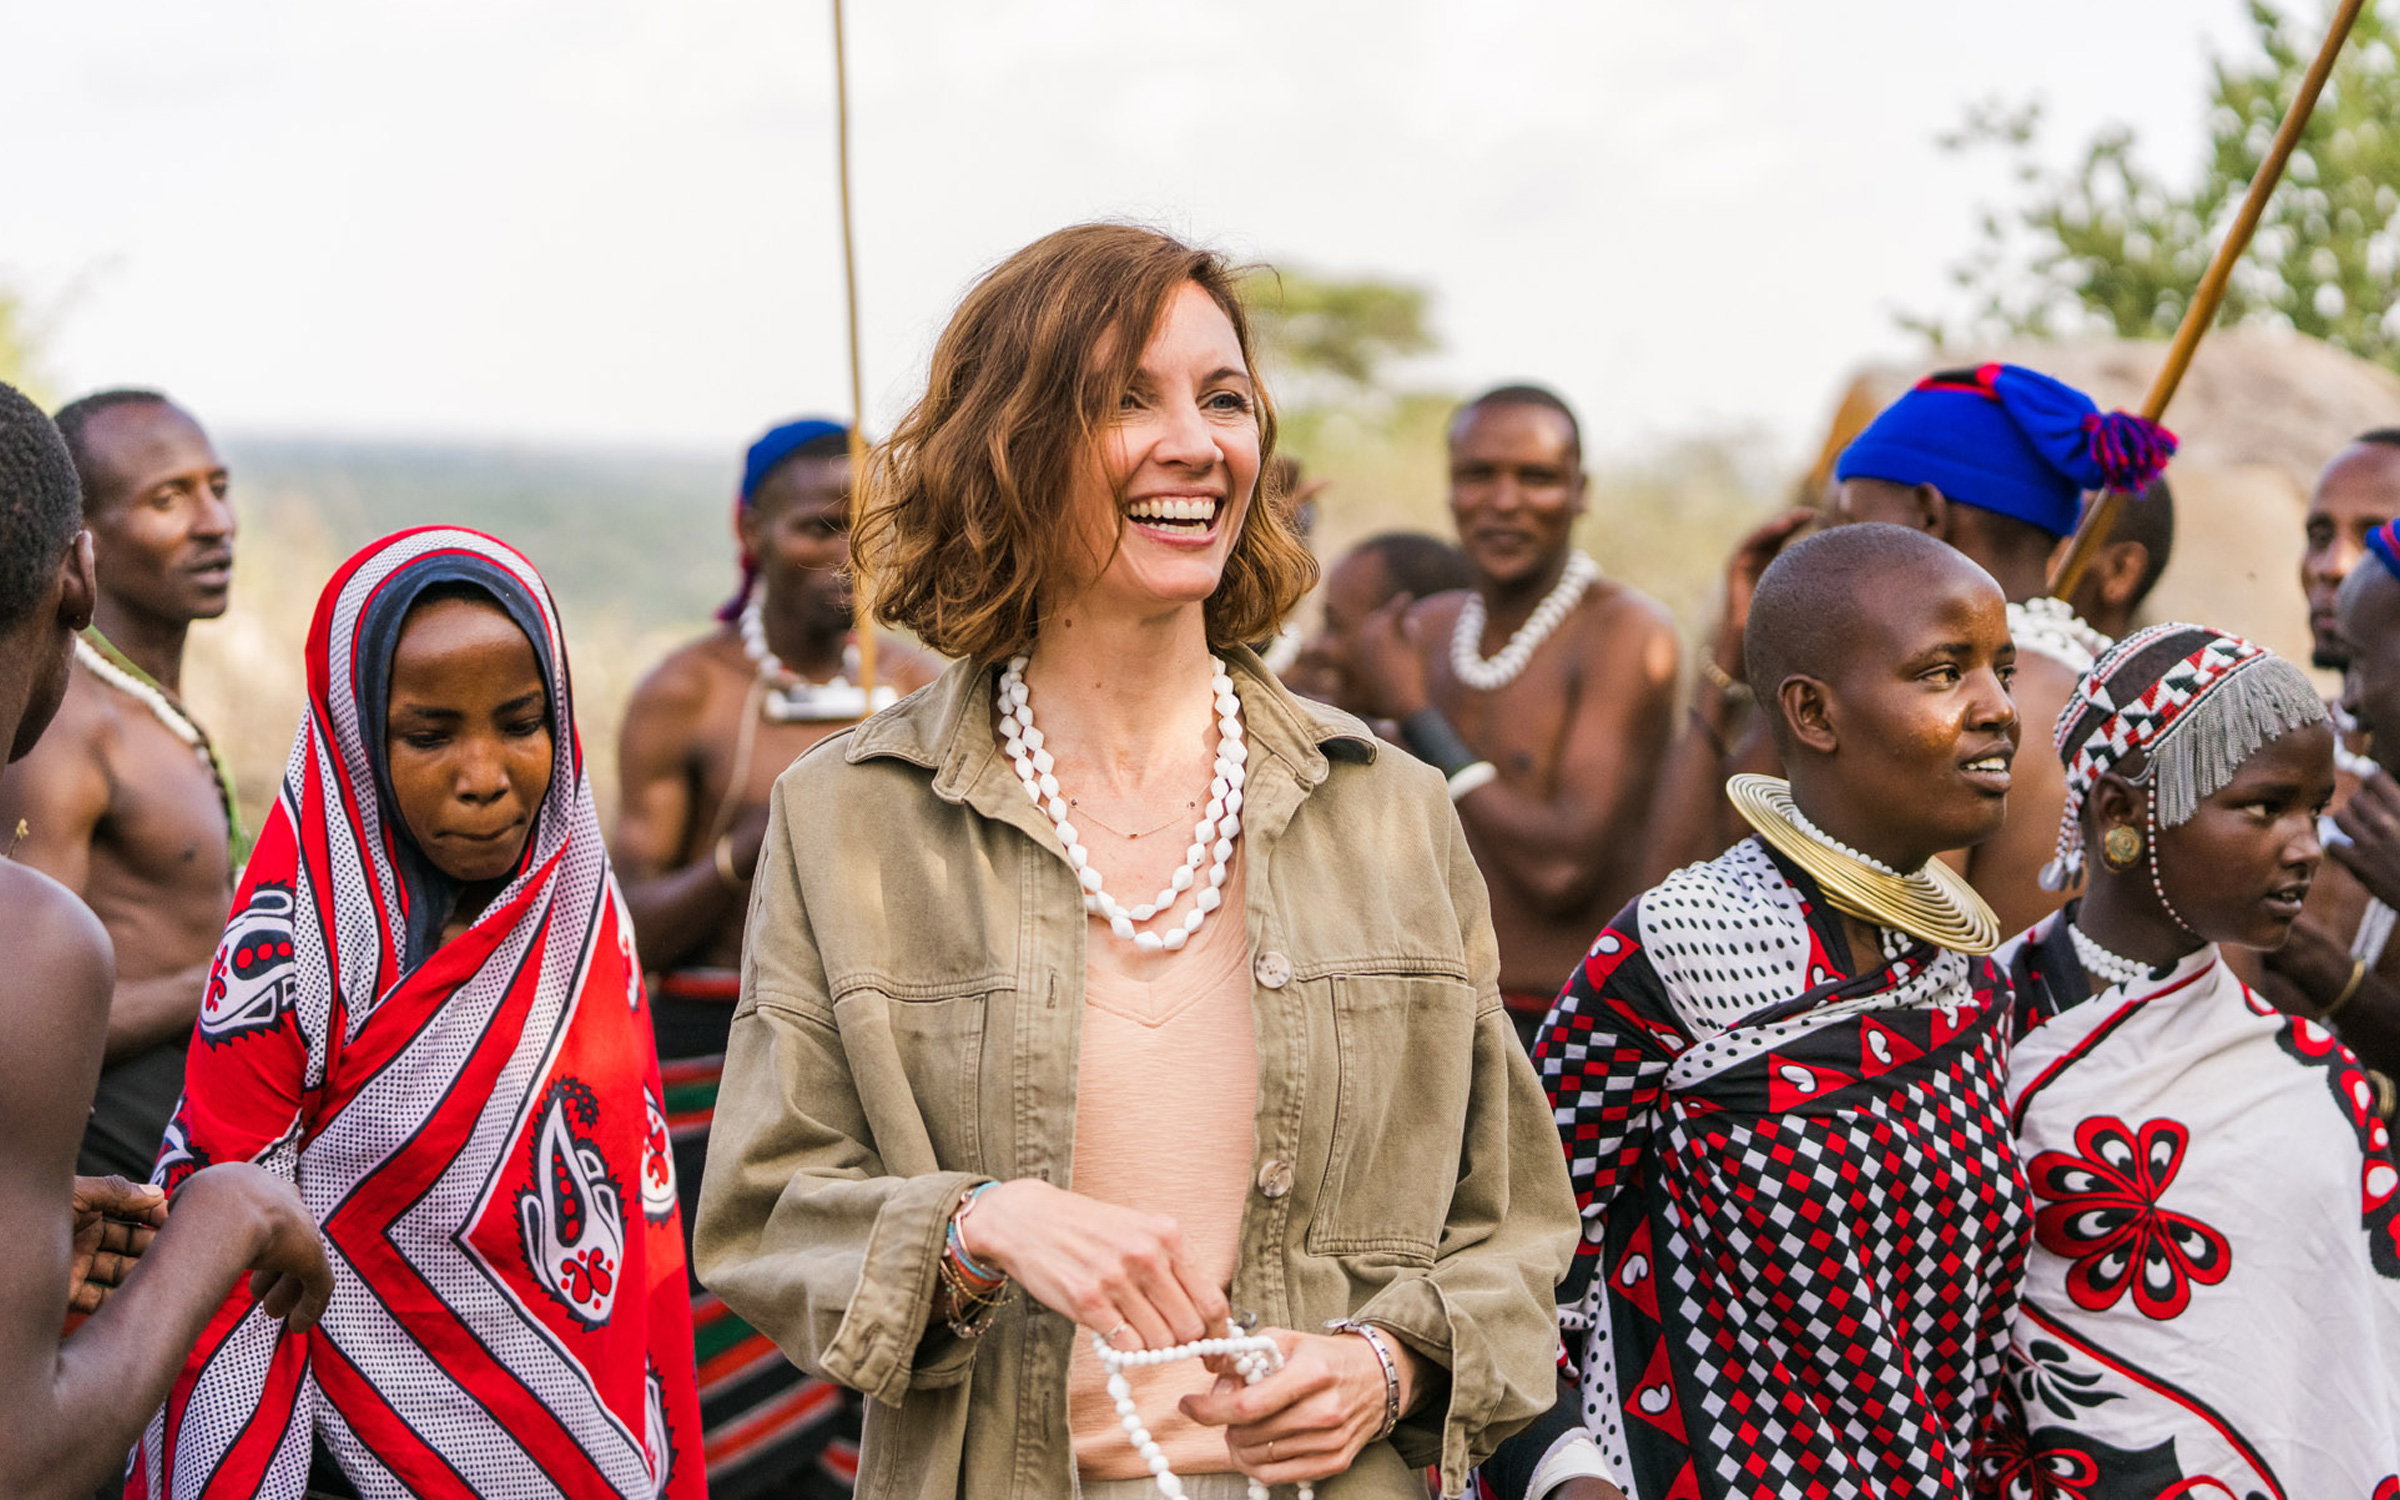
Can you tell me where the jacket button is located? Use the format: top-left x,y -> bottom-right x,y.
1254,951 -> 1292,989
1256,1159 -> 1294,1199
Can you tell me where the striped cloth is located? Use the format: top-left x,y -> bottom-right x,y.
654,971 -> 861,1497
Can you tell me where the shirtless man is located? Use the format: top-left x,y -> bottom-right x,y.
2262,434 -> 2400,1055
0,390 -> 241,1184
0,379 -> 328,1498
1349,385 -> 1679,1040
612,418 -> 936,1498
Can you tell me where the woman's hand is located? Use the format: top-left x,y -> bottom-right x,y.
1178,1327 -> 1424,1486
952,1179 -> 1226,1350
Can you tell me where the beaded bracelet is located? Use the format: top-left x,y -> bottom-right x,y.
938,1184 -> 1007,1338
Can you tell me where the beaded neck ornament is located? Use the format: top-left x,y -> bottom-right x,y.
75,628 -> 249,864
738,592 -> 896,722
1727,774 -> 2001,955
1092,1331 -> 1312,1500
1450,552 -> 1601,691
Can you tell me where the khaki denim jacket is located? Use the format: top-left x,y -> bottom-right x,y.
693,648 -> 1578,1499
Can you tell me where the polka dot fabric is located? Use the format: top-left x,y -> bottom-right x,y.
1533,837 -> 2030,1499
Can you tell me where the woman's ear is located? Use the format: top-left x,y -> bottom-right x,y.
1779,674 -> 1839,756
2087,771 -> 2144,839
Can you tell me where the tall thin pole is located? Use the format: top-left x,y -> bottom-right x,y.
831,0 -> 877,698
2049,0 -> 2368,599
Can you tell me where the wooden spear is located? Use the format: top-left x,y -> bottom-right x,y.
831,0 -> 877,700
2048,0 -> 2369,600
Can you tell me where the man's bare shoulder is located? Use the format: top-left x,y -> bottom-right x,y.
1404,589 -> 1472,635
6,667 -> 122,777
627,631 -> 745,722
0,862 -> 113,1028
2010,649 -> 2082,718
1571,577 -> 1679,681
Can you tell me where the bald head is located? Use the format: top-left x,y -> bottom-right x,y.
1747,523 -> 2000,748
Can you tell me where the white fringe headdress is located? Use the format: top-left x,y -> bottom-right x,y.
2039,622 -> 2328,891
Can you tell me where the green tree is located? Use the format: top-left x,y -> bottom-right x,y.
1239,266 -> 1437,396
0,285 -> 50,402
1915,1 -> 2400,369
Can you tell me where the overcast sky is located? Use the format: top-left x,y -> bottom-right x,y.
5,0 -> 2264,463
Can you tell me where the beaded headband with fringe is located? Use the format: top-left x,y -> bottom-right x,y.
2039,622 -> 2327,891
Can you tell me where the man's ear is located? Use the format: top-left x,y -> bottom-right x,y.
734,501 -> 766,561
1778,674 -> 1840,756
1913,483 -> 1951,538
58,531 -> 95,633
1569,465 -> 1591,517
2100,541 -> 2151,611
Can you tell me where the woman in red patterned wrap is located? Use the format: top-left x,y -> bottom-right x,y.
131,527 -> 701,1499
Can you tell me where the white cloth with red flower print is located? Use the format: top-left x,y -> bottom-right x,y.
1994,911 -> 2400,1500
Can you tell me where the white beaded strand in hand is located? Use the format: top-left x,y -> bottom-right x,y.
1093,1332 -> 1314,1500
1450,551 -> 1601,691
998,655 -> 1246,955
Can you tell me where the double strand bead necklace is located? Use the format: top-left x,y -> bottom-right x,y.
997,655 -> 1245,955
1093,1332 -> 1313,1500
2068,921 -> 2155,992
1450,551 -> 1601,691
739,592 -> 892,721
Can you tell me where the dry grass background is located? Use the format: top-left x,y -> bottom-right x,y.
177,417 -> 1784,836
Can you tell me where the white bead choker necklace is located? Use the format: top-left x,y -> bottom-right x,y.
1093,1332 -> 1313,1500
1450,552 -> 1601,691
997,655 -> 1245,955
739,592 -> 895,722
2068,920 -> 2155,992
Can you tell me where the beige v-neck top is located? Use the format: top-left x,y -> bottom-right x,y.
1067,855 -> 1260,1478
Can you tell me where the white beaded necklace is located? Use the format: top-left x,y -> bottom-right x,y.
1093,1332 -> 1313,1500
75,637 -> 205,750
1450,551 -> 1601,691
2008,597 -> 2113,676
738,592 -> 894,721
2069,920 -> 2155,992
998,655 -> 1245,955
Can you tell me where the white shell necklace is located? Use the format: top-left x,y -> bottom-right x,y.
2069,920 -> 2155,992
2008,597 -> 2112,676
998,655 -> 1244,955
739,592 -> 894,722
1094,1332 -> 1312,1500
1780,796 -> 1912,960
1450,551 -> 1601,690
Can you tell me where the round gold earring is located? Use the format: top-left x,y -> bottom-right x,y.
2102,824 -> 2144,872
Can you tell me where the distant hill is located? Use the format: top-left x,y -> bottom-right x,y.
223,437 -> 744,638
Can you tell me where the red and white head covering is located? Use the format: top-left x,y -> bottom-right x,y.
135,528 -> 702,1499
2041,621 -> 2326,891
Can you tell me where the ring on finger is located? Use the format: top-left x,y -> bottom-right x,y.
1105,1322 -> 1132,1347
1267,1438 -> 1277,1465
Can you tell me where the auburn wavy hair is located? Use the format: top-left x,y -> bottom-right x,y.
854,223 -> 1316,663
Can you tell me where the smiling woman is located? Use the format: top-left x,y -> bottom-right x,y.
695,223 -> 1579,1500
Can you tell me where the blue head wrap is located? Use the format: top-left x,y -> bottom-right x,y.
721,417 -> 852,620
1834,363 -> 2177,538
2367,518 -> 2400,581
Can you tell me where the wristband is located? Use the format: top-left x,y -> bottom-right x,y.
713,834 -> 751,893
1447,762 -> 1498,802
1399,707 -> 1482,780
2328,957 -> 2371,1020
1325,1319 -> 1402,1440
1698,656 -> 1751,699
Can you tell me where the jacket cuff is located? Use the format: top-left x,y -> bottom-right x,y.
820,1171 -> 988,1404
1353,1274 -> 1494,1495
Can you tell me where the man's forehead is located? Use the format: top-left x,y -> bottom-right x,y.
2312,444 -> 2400,519
754,453 -> 851,513
85,403 -> 218,485
1450,402 -> 1575,459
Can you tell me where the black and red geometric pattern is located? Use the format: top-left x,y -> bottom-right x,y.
1538,838 -> 2030,1499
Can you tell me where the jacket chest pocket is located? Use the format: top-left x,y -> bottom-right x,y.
831,982 -> 1001,1178
1305,970 -> 1476,1264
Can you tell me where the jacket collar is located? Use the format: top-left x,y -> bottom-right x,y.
846,643 -> 1379,815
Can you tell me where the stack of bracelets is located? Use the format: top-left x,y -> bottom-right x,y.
941,1182 -> 1009,1337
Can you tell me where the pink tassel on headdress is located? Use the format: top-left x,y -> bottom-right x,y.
2081,410 -> 2178,494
